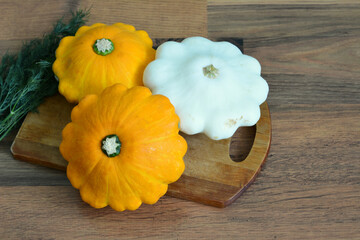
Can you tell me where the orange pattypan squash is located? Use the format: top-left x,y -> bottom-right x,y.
60,84 -> 186,211
53,23 -> 155,103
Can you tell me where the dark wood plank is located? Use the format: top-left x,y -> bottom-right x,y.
0,0 -> 207,56
264,73 -> 360,106
265,104 -> 360,187
207,0 -> 360,239
0,185 -> 359,239
208,2 -> 360,80
208,2 -> 360,39
78,0 -> 208,38
245,37 -> 360,81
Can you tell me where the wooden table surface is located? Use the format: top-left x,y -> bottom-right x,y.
1,0 -> 359,239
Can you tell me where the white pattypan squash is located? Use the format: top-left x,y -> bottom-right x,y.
143,37 -> 269,140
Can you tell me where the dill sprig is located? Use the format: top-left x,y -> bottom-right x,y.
0,10 -> 89,141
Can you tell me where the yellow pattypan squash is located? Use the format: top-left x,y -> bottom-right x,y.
53,23 -> 155,103
60,84 -> 187,211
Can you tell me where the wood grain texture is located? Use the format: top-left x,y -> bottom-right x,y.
1,0 -> 360,239
0,184 -> 359,239
209,0 -> 359,5
208,0 -> 360,239
0,0 -> 207,56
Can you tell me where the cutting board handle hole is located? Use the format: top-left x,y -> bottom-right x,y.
229,125 -> 256,162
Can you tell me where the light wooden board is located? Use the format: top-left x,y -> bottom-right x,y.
10,37 -> 271,207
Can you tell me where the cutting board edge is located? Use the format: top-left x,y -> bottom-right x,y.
224,131 -> 271,207
11,138 -> 67,171
222,101 -> 272,207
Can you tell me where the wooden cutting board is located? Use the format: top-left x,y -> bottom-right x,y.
11,38 -> 271,208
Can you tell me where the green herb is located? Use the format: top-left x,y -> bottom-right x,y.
0,10 -> 90,141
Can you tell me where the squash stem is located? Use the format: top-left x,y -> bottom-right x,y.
93,38 -> 114,56
101,134 -> 121,157
203,64 -> 219,79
